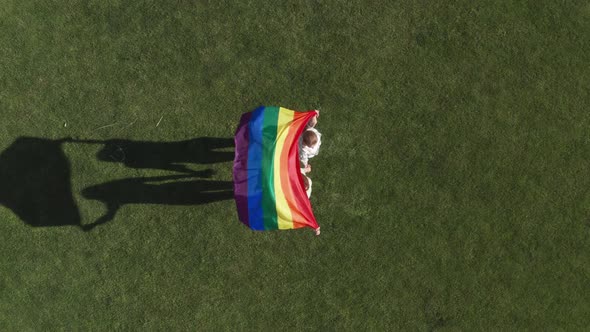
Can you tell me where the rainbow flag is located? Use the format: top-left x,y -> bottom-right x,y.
233,106 -> 319,231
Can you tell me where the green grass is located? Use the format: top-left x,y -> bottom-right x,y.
1,0 -> 590,329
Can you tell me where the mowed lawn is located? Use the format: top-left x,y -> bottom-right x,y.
1,0 -> 590,329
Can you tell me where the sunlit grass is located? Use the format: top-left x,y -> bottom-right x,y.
1,0 -> 589,329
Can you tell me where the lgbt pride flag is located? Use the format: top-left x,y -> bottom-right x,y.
233,106 -> 319,231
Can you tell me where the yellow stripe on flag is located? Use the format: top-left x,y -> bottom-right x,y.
274,108 -> 294,229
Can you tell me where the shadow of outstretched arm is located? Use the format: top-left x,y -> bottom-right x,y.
67,137 -> 235,172
81,203 -> 119,232
80,172 -> 233,230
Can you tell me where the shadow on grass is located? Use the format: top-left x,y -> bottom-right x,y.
0,136 -> 234,231
0,137 -> 81,228
80,137 -> 234,174
81,175 -> 233,231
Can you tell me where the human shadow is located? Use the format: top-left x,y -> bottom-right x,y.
72,137 -> 234,174
75,136 -> 235,230
0,137 -> 82,228
81,174 -> 233,231
1,136 -> 235,231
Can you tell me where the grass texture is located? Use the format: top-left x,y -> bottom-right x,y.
1,0 -> 590,330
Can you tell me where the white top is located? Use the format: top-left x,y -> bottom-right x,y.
299,127 -> 322,167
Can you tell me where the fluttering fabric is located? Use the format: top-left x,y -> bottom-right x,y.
233,106 -> 319,231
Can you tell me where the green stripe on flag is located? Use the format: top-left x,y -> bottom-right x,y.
261,106 -> 279,230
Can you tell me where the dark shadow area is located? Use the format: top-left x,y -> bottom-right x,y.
72,137 -> 234,174
0,137 -> 81,228
81,175 -> 233,231
1,136 -> 235,231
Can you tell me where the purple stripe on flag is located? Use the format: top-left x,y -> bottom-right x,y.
233,112 -> 252,226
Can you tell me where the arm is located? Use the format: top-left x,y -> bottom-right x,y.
307,112 -> 318,128
301,164 -> 311,174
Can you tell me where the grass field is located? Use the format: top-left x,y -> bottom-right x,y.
2,0 -> 590,330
